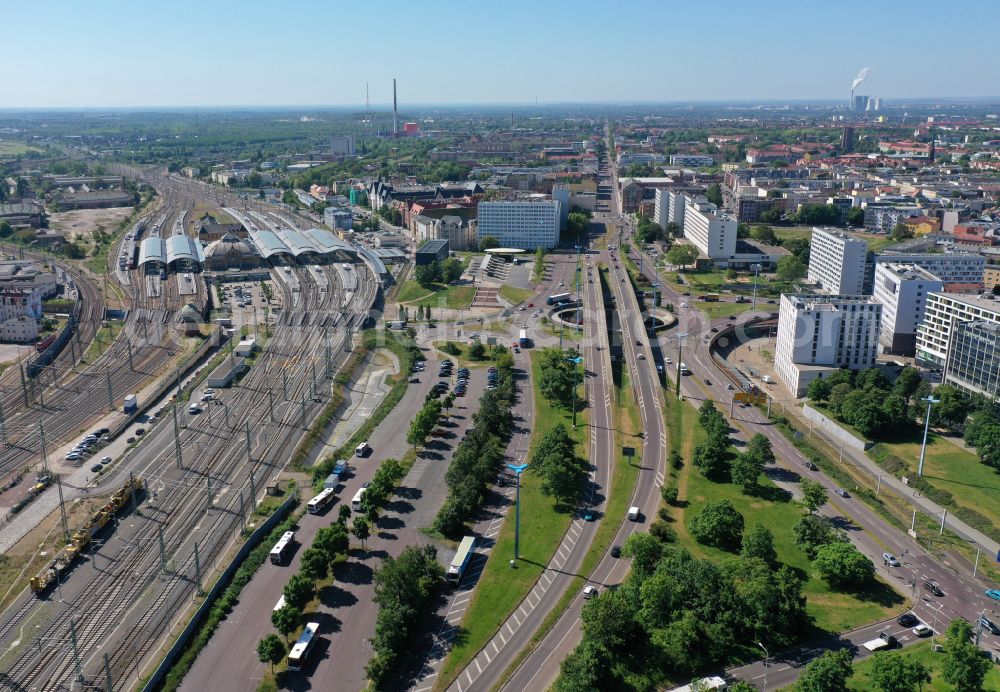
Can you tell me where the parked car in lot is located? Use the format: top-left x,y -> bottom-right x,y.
90,463 -> 103,473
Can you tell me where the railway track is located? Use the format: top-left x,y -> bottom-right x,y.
0,212 -> 379,689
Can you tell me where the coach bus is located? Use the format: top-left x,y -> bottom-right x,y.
351,486 -> 366,512
546,292 -> 571,306
270,531 -> 295,565
306,488 -> 335,515
287,622 -> 320,671
447,536 -> 477,585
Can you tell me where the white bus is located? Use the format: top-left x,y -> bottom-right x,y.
307,488 -> 336,515
447,536 -> 477,584
287,622 -> 320,671
273,594 -> 286,613
351,487 -> 366,512
270,531 -> 295,565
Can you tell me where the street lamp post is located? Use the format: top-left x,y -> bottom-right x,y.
674,333 -> 688,398
917,395 -> 940,476
751,263 -> 761,312
567,355 -> 583,428
507,463 -> 528,561
758,642 -> 769,691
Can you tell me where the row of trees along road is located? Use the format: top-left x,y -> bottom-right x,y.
433,348 -> 516,536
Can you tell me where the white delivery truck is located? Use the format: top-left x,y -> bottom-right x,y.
863,631 -> 897,652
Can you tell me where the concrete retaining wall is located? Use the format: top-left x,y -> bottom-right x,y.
802,404 -> 873,452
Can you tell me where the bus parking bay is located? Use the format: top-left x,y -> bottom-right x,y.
180,357 -> 484,690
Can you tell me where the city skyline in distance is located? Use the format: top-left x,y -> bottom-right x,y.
5,0 -> 1000,109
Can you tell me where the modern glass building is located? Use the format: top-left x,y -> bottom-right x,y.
946,320 -> 1000,400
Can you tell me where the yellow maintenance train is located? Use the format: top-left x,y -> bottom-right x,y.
29,476 -> 145,595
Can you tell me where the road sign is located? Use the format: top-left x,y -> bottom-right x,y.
623,447 -> 635,457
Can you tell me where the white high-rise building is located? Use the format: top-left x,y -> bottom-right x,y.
654,189 -> 669,229
873,252 -> 985,289
682,197 -> 737,260
476,198 -> 562,250
667,189 -> 687,227
915,293 -> 1000,367
807,226 -> 869,295
775,294 -> 882,397
872,263 -> 943,356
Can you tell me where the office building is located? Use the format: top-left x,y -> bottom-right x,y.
330,135 -> 356,156
476,199 -> 561,250
0,316 -> 39,344
669,154 -> 714,167
946,321 -> 1000,400
415,239 -> 450,266
841,126 -> 855,153
984,265 -> 1000,293
807,227 -> 869,295
682,197 -> 737,260
872,252 -> 984,291
775,294 -> 882,397
915,293 -> 1000,367
323,206 -> 353,231
872,263 -> 943,356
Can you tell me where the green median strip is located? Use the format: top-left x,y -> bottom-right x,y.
489,361 -> 643,691
433,351 -> 585,691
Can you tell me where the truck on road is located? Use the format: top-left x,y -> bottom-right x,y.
863,631 -> 897,652
123,394 -> 138,413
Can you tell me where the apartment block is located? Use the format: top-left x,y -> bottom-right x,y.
872,263 -> 943,356
476,199 -> 562,250
807,227 -> 869,295
946,321 -> 1000,399
682,197 -> 737,259
915,293 -> 1000,367
775,294 -> 882,397
873,252 -> 984,290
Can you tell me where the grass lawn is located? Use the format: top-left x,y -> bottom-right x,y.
499,284 -> 533,305
434,351 -> 585,690
81,320 -> 124,364
430,340 -> 495,368
397,280 -> 476,310
879,435 -> 1000,533
844,640 -> 1000,691
671,399 -> 904,637
700,301 -> 758,319
0,141 -> 42,156
773,226 -> 812,243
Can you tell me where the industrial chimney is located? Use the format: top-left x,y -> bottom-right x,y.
393,78 -> 398,138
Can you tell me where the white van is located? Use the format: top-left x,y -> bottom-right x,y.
355,441 -> 371,458
628,506 -> 640,521
761,375 -> 774,384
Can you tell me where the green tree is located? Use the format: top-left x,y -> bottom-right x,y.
942,618 -> 991,691
827,382 -> 854,417
63,242 -> 85,259
705,182 -> 723,206
414,261 -> 440,287
890,222 -> 914,240
730,451 -> 765,491
479,236 -> 499,251
893,366 -> 922,403
796,649 -> 854,692
777,255 -> 807,281
299,546 -> 329,580
792,514 -> 839,558
800,479 -> 828,514
745,433 -> 775,466
555,641 -> 611,692
689,499 -> 745,551
338,504 -> 352,526
283,573 -> 315,610
581,584 -> 641,652
814,541 -> 874,589
932,384 -> 970,432
621,532 -> 663,581
807,378 -> 832,403
667,244 -> 699,269
314,524 -> 350,564
761,207 -> 783,224
530,423 -> 588,506
784,237 -> 811,264
256,633 -> 286,673
441,256 -> 463,283
847,206 -> 865,227
469,340 -> 486,360
271,603 -> 302,642
867,651 -> 931,692
538,347 -> 575,408
352,515 -> 370,548
750,225 -> 778,244
741,523 -> 777,565
0,221 -> 12,238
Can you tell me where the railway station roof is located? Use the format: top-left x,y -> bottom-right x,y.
137,237 -> 166,266
165,235 -> 205,266
247,229 -> 292,259
275,228 -> 317,257
357,245 -> 388,277
302,228 -> 357,256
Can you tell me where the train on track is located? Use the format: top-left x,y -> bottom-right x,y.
29,476 -> 146,595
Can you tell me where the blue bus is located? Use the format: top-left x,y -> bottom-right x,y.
546,293 -> 571,306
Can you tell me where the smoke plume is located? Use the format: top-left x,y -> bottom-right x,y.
851,67 -> 870,90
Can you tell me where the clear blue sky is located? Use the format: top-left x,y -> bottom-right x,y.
8,0 -> 997,108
